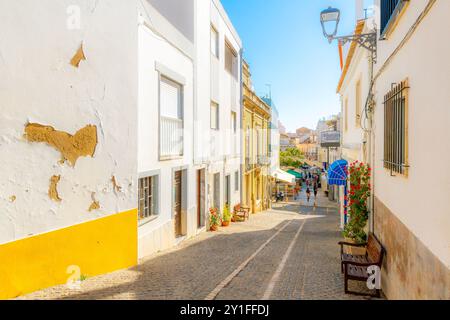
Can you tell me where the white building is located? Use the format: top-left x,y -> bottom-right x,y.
338,0 -> 450,299
336,12 -> 375,229
137,0 -> 242,258
370,0 -> 450,299
280,133 -> 291,151
265,99 -> 280,176
278,121 -> 287,135
137,0 -> 198,258
337,18 -> 373,164
203,0 -> 242,222
316,116 -> 341,168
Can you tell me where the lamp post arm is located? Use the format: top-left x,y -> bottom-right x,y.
331,31 -> 377,62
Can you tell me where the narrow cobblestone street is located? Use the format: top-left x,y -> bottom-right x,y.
20,190 -> 372,300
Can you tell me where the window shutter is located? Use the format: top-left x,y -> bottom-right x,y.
211,102 -> 219,129
160,77 -> 181,119
211,27 -> 218,57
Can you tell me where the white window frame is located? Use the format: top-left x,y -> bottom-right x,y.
138,175 -> 159,225
159,74 -> 184,160
211,101 -> 219,130
231,111 -> 237,133
355,79 -> 362,128
210,24 -> 219,58
225,40 -> 238,79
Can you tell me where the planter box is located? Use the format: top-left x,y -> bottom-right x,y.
344,237 -> 367,255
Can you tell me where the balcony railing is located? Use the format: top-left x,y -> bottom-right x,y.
257,155 -> 270,166
160,116 -> 183,159
245,157 -> 253,172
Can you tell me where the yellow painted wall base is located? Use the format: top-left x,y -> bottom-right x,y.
0,209 -> 138,300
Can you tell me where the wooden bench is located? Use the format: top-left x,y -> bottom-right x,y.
338,234 -> 385,297
233,205 -> 250,222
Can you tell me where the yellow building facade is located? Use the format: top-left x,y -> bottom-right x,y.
242,61 -> 272,214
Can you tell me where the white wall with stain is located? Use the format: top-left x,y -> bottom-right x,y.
0,0 -> 138,244
373,0 -> 450,270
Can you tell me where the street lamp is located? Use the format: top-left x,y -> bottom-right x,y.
320,6 -> 377,62
320,7 -> 341,43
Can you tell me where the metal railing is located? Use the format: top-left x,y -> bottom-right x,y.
160,116 -> 183,159
245,157 -> 253,172
383,81 -> 409,175
257,155 -> 270,166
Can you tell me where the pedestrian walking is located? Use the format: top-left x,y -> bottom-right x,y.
294,185 -> 300,200
306,187 -> 311,203
314,185 -> 318,198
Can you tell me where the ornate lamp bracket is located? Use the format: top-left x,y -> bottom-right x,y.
334,31 -> 377,63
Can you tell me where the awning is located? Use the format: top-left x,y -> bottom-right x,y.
287,169 -> 302,179
328,159 -> 348,186
272,169 -> 296,184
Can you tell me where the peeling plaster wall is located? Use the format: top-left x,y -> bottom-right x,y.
0,0 -> 138,244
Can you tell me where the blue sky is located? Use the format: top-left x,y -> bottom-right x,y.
221,0 -> 359,131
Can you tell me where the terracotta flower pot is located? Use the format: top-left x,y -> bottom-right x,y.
210,225 -> 218,232
222,221 -> 230,227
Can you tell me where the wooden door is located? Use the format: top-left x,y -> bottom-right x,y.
174,171 -> 182,237
213,173 -> 220,210
225,175 -> 231,207
197,170 -> 205,228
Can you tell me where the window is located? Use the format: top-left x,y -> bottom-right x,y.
225,41 -> 237,78
344,98 -> 348,132
355,80 -> 362,127
138,176 -> 158,222
211,102 -> 219,130
235,171 -> 239,192
380,0 -> 406,36
231,111 -> 237,154
160,76 -> 183,158
384,80 -> 408,175
231,112 -> 237,133
245,125 -> 251,170
210,25 -> 219,58
213,173 -> 220,210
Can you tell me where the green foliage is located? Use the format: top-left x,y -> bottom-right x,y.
280,147 -> 305,168
342,161 -> 372,244
222,205 -> 232,222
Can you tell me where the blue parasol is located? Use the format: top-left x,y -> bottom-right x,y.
327,159 -> 348,186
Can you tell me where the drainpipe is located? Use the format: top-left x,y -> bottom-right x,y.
239,48 -> 244,205
369,54 -> 376,234
367,42 -> 376,234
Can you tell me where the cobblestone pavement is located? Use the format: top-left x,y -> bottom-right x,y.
20,189 -> 378,300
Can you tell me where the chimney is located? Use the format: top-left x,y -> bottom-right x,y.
355,0 -> 364,21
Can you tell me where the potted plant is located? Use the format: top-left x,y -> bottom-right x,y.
209,208 -> 220,232
342,161 -> 371,255
232,204 -> 245,222
222,205 -> 231,227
